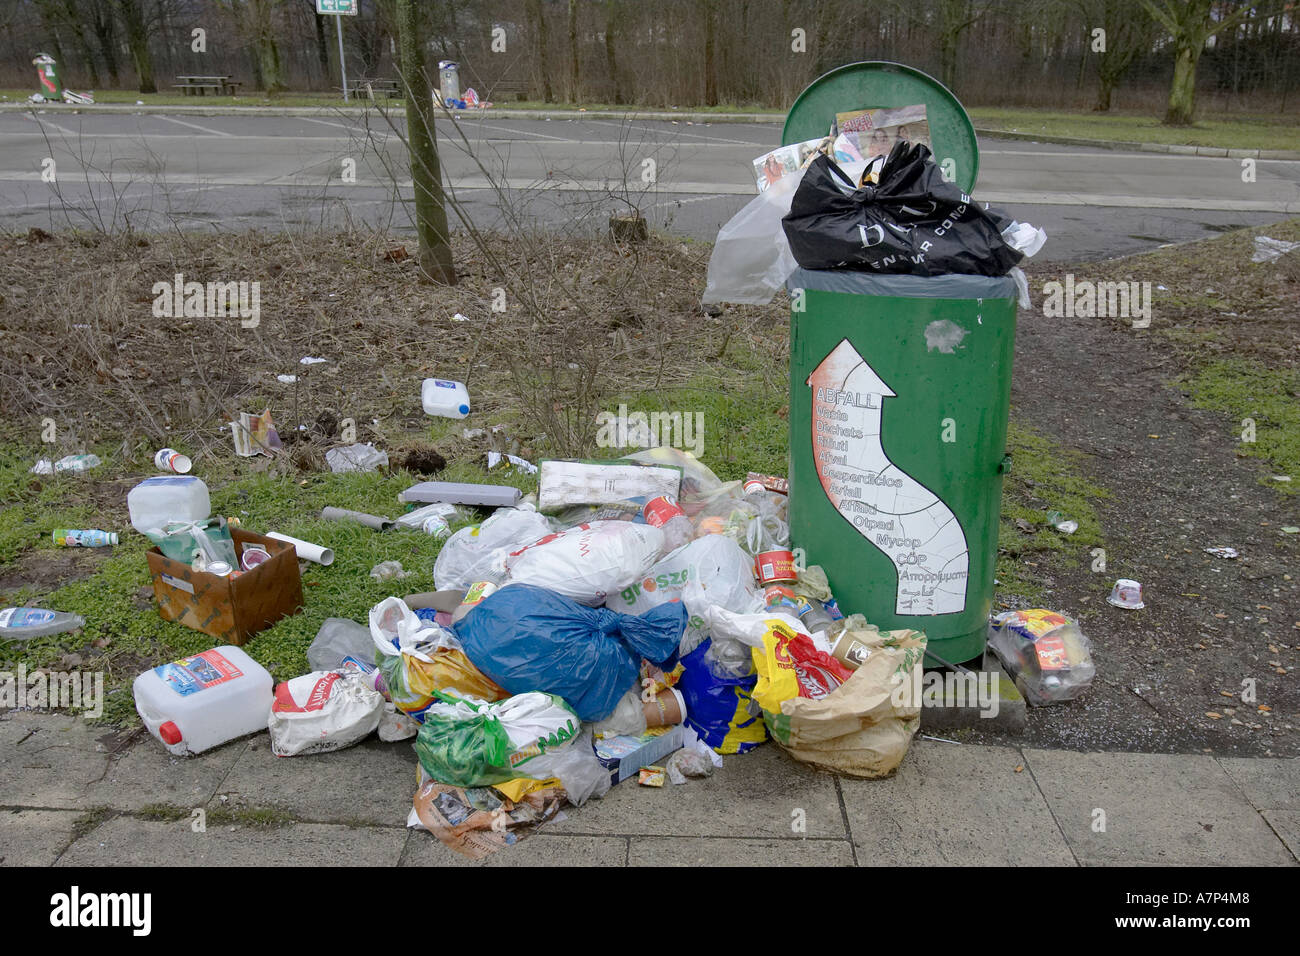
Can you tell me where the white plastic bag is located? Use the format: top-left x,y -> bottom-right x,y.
503,520 -> 665,605
268,671 -> 385,756
369,596 -> 462,662
701,166 -> 807,306
605,534 -> 763,656
699,605 -> 818,678
433,505 -> 552,591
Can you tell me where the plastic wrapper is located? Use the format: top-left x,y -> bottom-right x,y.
750,620 -> 855,718
621,448 -> 738,517
701,165 -> 807,305
414,691 -> 610,805
455,584 -> 686,722
783,145 -> 1025,277
433,505 -> 552,591
502,520 -> 664,605
369,597 -> 508,721
268,671 -> 385,756
676,638 -> 767,754
605,534 -> 763,657
307,617 -> 376,674
989,609 -> 1095,706
791,564 -> 833,603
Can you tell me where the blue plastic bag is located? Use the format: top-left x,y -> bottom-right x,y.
677,639 -> 768,754
455,584 -> 686,722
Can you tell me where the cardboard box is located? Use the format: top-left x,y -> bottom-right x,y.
594,724 -> 686,784
147,528 -> 304,645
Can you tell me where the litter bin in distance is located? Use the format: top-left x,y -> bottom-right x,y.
438,61 -> 460,104
783,62 -> 1016,664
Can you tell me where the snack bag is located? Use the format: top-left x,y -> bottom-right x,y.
988,609 -> 1095,706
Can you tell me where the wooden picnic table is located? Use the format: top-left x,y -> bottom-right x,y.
343,77 -> 400,100
173,75 -> 242,96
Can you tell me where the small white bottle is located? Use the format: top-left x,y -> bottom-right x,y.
421,378 -> 471,419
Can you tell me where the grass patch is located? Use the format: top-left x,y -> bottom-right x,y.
969,107 -> 1300,152
137,803 -> 192,823
1176,360 -> 1300,492
70,806 -> 114,841
995,421 -> 1110,605
207,805 -> 296,829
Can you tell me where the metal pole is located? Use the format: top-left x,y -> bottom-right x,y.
336,14 -> 348,102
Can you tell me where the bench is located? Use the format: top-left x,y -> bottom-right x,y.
174,75 -> 242,96
489,79 -> 529,102
345,78 -> 400,100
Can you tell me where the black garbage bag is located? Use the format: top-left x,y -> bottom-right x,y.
782,142 -> 1023,277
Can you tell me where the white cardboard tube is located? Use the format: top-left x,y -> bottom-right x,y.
266,531 -> 335,566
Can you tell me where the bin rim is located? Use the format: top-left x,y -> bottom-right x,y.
782,60 -> 979,193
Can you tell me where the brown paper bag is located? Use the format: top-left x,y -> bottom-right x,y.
764,619 -> 926,778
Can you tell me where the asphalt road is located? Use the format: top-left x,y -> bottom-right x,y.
2,109 -> 1298,262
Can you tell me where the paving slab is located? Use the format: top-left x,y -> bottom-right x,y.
401,831 -> 629,867
56,815 -> 407,866
209,735 -> 416,825
85,737 -> 249,812
1024,749 -> 1295,866
628,836 -> 855,866
0,713 -> 112,809
840,740 -> 1075,866
1218,757 -> 1300,811
1260,811 -> 1300,862
547,743 -> 845,838
0,809 -> 82,866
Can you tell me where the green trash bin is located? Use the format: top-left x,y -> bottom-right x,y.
32,53 -> 62,100
788,271 -> 1017,664
782,61 -> 1016,664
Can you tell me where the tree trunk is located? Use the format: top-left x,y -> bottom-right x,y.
703,0 -> 717,106
603,0 -> 622,104
313,9 -> 331,85
526,0 -> 554,103
568,0 -> 579,102
89,0 -> 119,85
395,0 -> 457,285
118,0 -> 157,94
1095,75 -> 1113,111
1165,38 -> 1200,125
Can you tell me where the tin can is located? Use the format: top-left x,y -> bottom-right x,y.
755,549 -> 797,586
205,560 -> 234,577
154,448 -> 193,474
52,528 -> 118,547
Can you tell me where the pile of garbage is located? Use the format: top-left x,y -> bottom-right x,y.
118,448 -> 934,859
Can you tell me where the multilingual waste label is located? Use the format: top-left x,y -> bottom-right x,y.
808,338 -> 969,615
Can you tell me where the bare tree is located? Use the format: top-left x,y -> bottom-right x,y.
1140,0 -> 1257,125
395,0 -> 456,284
526,0 -> 554,102
603,0 -> 622,104
568,0 -> 579,101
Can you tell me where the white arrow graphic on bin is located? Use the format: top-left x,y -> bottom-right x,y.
807,338 -> 969,615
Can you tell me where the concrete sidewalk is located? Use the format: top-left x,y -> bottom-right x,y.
2,711 -> 1296,867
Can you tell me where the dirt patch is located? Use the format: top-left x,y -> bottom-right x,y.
960,245 -> 1300,757
0,547 -> 112,602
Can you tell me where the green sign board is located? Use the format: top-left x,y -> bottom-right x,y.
316,0 -> 357,15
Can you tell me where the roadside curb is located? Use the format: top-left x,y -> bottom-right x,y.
971,126 -> 1300,161
5,102 -> 1297,159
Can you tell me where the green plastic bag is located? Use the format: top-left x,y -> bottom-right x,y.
414,691 -> 582,788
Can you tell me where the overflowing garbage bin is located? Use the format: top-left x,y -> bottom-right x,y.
774,62 -> 1035,664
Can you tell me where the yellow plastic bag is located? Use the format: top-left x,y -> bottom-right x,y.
380,647 -> 509,721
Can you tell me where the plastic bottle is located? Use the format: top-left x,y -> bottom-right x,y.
52,529 -> 118,547
127,475 -> 211,534
421,378 -> 471,419
797,597 -> 834,635
132,646 -> 274,756
641,495 -> 693,553
0,607 -> 86,641
54,454 -> 101,474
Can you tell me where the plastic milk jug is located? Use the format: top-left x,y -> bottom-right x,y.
421,378 -> 471,419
